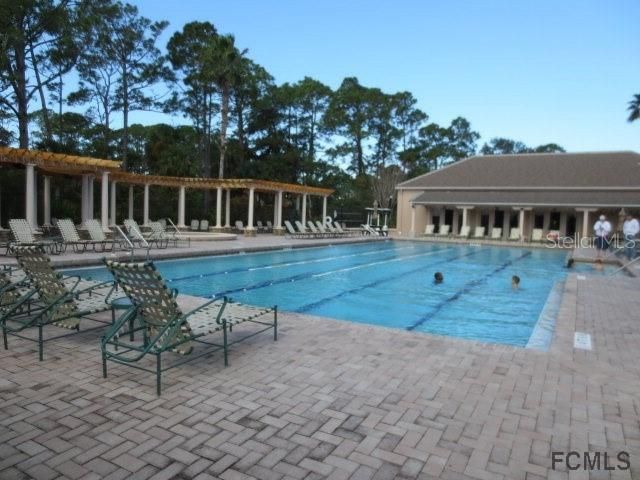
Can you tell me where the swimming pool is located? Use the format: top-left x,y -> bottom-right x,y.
67,242 -> 585,348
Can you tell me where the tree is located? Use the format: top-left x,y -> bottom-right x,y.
0,0 -> 75,148
372,164 -> 404,210
480,137 -> 564,155
71,0 -> 169,165
627,94 -> 640,123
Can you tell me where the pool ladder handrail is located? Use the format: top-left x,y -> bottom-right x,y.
609,255 -> 640,276
113,225 -> 150,261
165,218 -> 191,247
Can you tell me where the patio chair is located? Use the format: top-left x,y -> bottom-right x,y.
456,226 -> 471,238
266,221 -> 274,232
509,228 -> 520,241
472,226 -> 486,239
296,220 -> 318,238
56,219 -> 94,253
256,221 -> 268,233
490,227 -> 502,240
284,220 -> 308,239
361,224 -> 380,236
148,222 -> 181,248
125,219 -> 168,249
9,219 -> 62,255
307,221 -> 327,238
84,219 -> 118,252
235,220 -> 245,232
333,222 -> 358,237
190,220 -> 200,231
435,225 -> 451,236
424,224 -> 435,236
531,228 -> 543,242
324,222 -> 344,237
101,259 -> 277,395
315,221 -> 337,238
2,247 -> 117,360
199,220 -> 209,232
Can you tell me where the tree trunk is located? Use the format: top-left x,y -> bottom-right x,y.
202,92 -> 212,212
14,45 -> 29,149
122,65 -> 129,169
218,84 -> 229,179
235,95 -> 245,169
356,134 -> 364,176
29,41 -> 52,146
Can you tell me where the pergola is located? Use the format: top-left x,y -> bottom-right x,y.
0,147 -> 334,235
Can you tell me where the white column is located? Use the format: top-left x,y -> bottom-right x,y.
273,193 -> 278,227
543,211 -> 551,233
322,196 -> 327,226
178,186 -> 186,228
110,181 -> 117,225
143,184 -> 150,225
276,191 -> 283,228
215,187 -> 222,228
410,205 -> 416,237
128,185 -> 134,220
101,171 -> 109,228
458,206 -> 473,228
225,189 -> 231,227
43,176 -> 51,226
502,210 -> 510,240
559,212 -> 568,236
81,174 -> 89,223
301,194 -> 307,226
25,164 -> 36,228
518,208 -> 525,241
88,176 -> 94,219
580,209 -> 590,238
451,209 -> 459,235
246,187 -> 255,231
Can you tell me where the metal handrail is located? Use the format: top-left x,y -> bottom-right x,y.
610,255 -> 640,276
113,225 -> 135,259
165,218 -> 190,247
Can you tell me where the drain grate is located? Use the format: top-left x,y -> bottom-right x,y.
574,331 -> 592,350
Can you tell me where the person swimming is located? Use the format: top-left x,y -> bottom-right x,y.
511,275 -> 520,290
434,272 -> 443,284
566,258 -> 575,268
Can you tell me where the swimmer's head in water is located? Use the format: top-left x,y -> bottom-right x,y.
434,272 -> 443,283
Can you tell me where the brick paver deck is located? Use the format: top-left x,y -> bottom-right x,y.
1,273 -> 639,479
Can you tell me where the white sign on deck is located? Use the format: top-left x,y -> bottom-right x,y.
574,332 -> 592,350
577,275 -> 586,281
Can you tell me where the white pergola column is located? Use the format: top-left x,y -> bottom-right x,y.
276,190 -> 283,231
101,171 -> 109,228
110,181 -> 117,225
225,189 -> 231,228
301,194 -> 307,226
25,164 -> 36,228
128,185 -> 134,220
43,175 -> 51,226
246,187 -> 256,236
410,204 -> 416,237
81,174 -> 89,223
519,209 -> 525,241
143,184 -> 150,226
322,196 -> 327,226
273,192 -> 278,227
88,176 -> 94,219
215,187 -> 223,228
178,186 -> 186,228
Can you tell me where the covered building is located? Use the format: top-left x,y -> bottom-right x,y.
395,151 -> 640,240
0,147 -> 333,236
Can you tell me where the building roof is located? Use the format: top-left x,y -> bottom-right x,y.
397,151 -> 640,189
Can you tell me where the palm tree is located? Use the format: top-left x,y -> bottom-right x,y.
627,94 -> 640,123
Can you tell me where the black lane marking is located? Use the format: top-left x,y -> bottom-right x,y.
406,251 -> 532,331
297,250 -> 484,313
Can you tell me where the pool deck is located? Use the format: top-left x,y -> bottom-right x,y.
1,255 -> 640,479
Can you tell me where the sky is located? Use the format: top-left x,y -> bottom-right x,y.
129,0 -> 640,153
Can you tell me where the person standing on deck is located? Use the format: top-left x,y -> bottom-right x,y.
593,215 -> 612,259
622,214 -> 639,260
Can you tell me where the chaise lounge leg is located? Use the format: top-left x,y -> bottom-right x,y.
274,307 -> 278,341
2,325 -> 7,350
102,352 -> 107,378
38,324 -> 43,361
156,353 -> 162,396
223,320 -> 228,367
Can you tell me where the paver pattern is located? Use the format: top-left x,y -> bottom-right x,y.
1,273 -> 639,479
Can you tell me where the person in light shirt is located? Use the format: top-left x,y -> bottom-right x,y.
622,214 -> 639,260
593,215 -> 612,259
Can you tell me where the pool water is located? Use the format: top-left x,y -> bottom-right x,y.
67,242 -> 586,347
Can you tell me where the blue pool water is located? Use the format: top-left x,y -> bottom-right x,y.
66,242 -> 592,347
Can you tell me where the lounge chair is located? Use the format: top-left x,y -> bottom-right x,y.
199,220 -> 209,232
85,219 -> 118,252
124,219 -> 168,249
456,226 -> 471,238
315,221 -> 337,238
531,229 -> 543,242
101,259 -> 277,395
234,220 -> 245,233
56,219 -> 97,253
361,224 -> 380,236
148,222 -> 182,248
256,221 -> 269,233
284,220 -> 309,239
490,227 -> 502,240
9,219 -> 62,255
546,230 -> 560,242
509,228 -> 520,241
472,226 -> 486,239
295,220 -> 317,238
2,247 -> 117,360
333,222 -> 359,237
190,220 -> 200,231
324,222 -> 343,237
308,221 -> 330,238
435,225 -> 451,236
424,224 -> 435,236
266,221 -> 274,231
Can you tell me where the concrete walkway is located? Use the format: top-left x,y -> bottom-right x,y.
0,270 -> 638,479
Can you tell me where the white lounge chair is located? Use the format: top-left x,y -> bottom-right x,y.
509,228 -> 520,241
457,226 -> 470,238
85,219 -> 119,251
531,228 -> 543,242
546,230 -> 560,242
490,227 -> 502,240
284,220 -> 310,239
234,221 -> 244,232
472,226 -> 486,239
199,220 -> 209,232
9,219 -> 62,254
424,224 -> 435,235
435,225 -> 450,236
190,220 -> 199,231
56,219 -> 96,253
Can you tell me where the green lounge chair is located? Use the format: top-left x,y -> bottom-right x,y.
2,247 -> 117,360
9,219 -> 62,254
101,260 -> 277,395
